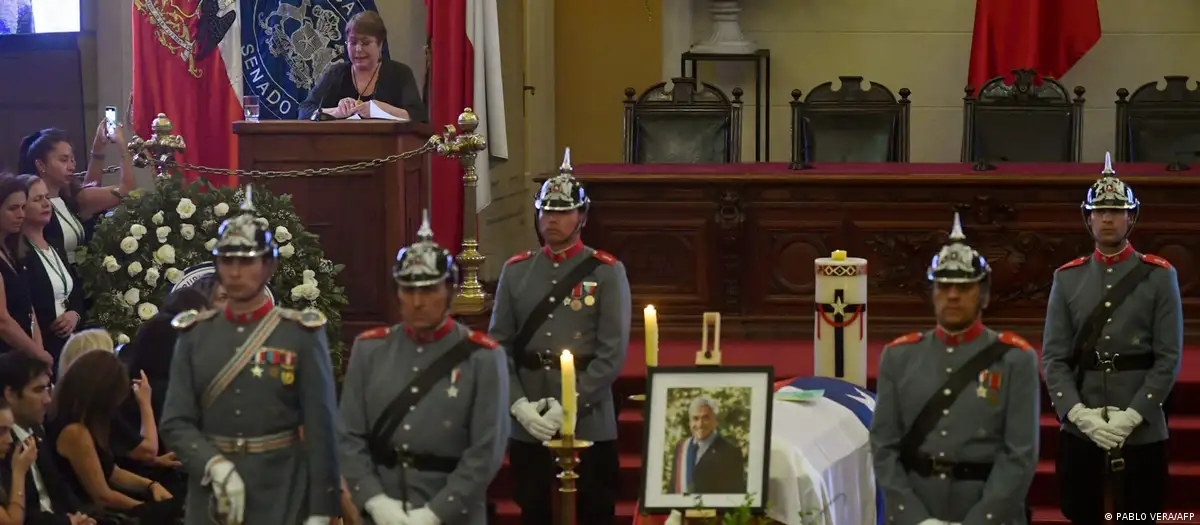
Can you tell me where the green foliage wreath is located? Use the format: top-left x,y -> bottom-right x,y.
76,175 -> 349,368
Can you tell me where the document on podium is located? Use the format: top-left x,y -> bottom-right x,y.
345,100 -> 411,122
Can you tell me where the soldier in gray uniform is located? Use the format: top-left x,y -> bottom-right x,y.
1042,155 -> 1182,523
339,212 -> 509,525
870,212 -> 1040,525
489,148 -> 631,525
161,187 -> 342,525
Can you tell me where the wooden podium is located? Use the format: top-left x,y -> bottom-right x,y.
233,120 -> 433,340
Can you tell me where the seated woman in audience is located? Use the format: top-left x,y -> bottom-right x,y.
0,397 -> 43,525
17,175 -> 83,363
0,175 -> 50,364
47,351 -> 180,521
17,126 -> 134,266
192,275 -> 228,310
121,287 -> 209,426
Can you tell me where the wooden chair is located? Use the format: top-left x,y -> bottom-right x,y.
961,69 -> 1085,168
622,77 -> 743,164
789,76 -> 911,169
1115,76 -> 1200,169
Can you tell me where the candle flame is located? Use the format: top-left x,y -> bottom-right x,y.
645,305 -> 656,312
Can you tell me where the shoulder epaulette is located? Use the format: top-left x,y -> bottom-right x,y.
357,326 -> 391,340
592,250 -> 617,265
1057,256 -> 1089,271
1141,253 -> 1172,270
884,332 -> 923,349
998,331 -> 1034,351
277,307 -> 327,330
468,330 -> 499,349
506,251 -> 533,265
171,309 -> 217,331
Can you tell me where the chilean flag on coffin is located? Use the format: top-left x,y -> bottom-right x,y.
131,0 -> 242,187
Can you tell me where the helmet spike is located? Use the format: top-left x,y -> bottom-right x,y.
560,147 -> 573,174
416,209 -> 434,242
949,212 -> 966,241
240,185 -> 256,212
1102,152 -> 1115,175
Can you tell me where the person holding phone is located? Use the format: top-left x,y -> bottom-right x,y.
1,398 -> 38,525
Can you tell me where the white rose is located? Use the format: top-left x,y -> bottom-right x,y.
279,244 -> 295,258
176,198 -> 197,219
154,245 -> 177,265
120,236 -> 139,254
204,238 -> 217,252
123,288 -> 140,306
214,202 -> 230,217
166,267 -> 183,284
129,224 -> 147,240
302,269 -> 316,280
116,333 -> 130,345
102,255 -> 120,273
180,224 -> 196,240
255,217 -> 269,228
144,267 -> 160,286
290,284 -> 306,301
152,211 -> 165,225
302,283 -> 321,301
156,226 -> 172,243
274,226 -> 293,243
127,261 -> 143,276
137,302 -> 159,321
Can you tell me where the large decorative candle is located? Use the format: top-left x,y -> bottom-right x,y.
560,350 -> 577,436
644,305 -> 659,366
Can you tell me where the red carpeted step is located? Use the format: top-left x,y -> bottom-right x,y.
1027,459 -> 1200,508
1038,414 -> 1200,462
490,499 -> 638,525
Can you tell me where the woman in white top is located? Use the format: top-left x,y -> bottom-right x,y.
18,124 -> 135,265
17,174 -> 84,364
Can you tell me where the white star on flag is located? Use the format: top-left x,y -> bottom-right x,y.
848,390 -> 876,412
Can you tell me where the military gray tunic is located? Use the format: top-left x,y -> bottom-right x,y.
488,244 -> 631,443
1041,248 -> 1183,444
339,321 -> 508,525
870,325 -> 1040,525
161,305 -> 343,525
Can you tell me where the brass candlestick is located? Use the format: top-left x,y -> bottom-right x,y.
546,435 -> 593,525
435,108 -> 490,315
127,113 -> 186,177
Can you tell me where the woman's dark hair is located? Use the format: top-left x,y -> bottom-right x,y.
347,11 -> 387,43
163,286 -> 211,315
192,274 -> 221,304
128,287 -> 210,380
13,174 -> 44,260
18,128 -> 82,209
50,350 -> 129,450
0,174 -> 28,260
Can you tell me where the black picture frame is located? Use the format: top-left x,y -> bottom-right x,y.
639,366 -> 774,514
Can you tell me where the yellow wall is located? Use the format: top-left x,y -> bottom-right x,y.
555,0 -> 663,163
691,0 -> 1200,162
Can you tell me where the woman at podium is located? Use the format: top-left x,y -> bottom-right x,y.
299,11 -> 429,122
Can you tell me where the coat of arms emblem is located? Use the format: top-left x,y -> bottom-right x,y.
257,0 -> 343,90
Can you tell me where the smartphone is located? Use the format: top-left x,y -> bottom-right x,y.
105,106 -> 118,139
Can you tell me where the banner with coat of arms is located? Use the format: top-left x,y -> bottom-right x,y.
241,0 -> 389,120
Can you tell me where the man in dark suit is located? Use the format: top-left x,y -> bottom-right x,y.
668,396 -> 747,494
0,352 -> 93,524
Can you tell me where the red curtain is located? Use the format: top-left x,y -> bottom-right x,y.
967,0 -> 1101,91
425,0 -> 474,252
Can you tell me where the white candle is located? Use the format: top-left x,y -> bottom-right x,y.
560,350 -> 577,436
644,305 -> 659,367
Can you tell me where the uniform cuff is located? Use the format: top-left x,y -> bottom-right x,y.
1129,392 -> 1158,422
1051,389 -> 1083,420
427,495 -> 459,524
348,477 -> 386,510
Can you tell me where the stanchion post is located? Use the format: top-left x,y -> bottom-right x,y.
434,108 -> 491,315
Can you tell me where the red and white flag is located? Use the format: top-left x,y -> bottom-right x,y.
967,0 -> 1101,91
131,0 -> 242,187
427,0 -> 509,252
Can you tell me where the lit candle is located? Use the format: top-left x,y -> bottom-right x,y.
560,350 -> 577,436
644,305 -> 660,367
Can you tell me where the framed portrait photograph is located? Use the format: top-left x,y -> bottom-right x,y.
640,366 -> 774,513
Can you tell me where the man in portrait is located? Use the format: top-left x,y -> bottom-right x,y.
667,396 -> 747,494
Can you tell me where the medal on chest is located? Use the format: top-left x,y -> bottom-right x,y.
447,368 -> 461,398
977,369 -> 1002,405
570,284 -> 584,311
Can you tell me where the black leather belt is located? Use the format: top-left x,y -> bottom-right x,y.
1080,352 -> 1155,372
396,452 -> 459,473
519,350 -> 595,371
902,454 -> 993,481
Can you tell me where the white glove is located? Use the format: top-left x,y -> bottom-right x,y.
665,510 -> 683,525
303,517 -> 332,525
408,507 -> 441,525
542,398 -> 564,433
511,397 -> 556,441
365,494 -> 409,525
206,460 -> 245,524
917,519 -> 951,525
1067,404 -> 1121,450
1108,408 -> 1144,443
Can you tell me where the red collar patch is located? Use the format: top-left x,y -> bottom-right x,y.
542,240 -> 584,263
1094,243 -> 1135,266
936,320 -> 985,346
405,318 -> 454,344
225,300 -> 274,324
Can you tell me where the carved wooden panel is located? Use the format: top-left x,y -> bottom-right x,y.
570,167 -> 1200,340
